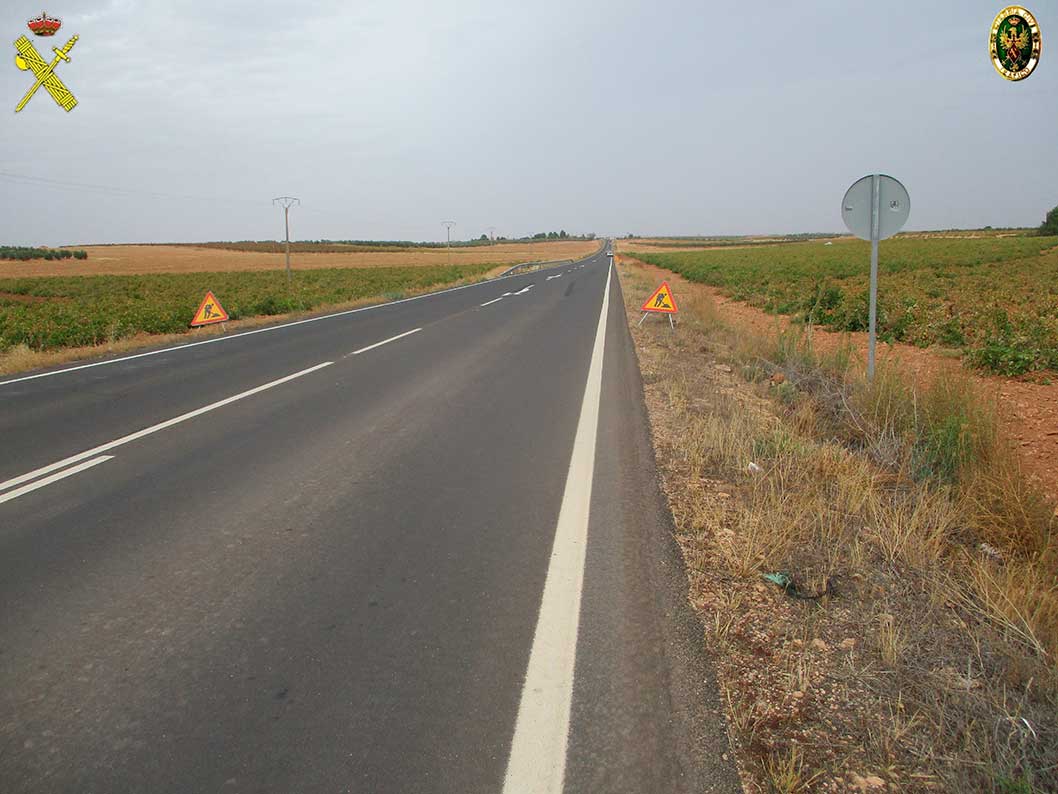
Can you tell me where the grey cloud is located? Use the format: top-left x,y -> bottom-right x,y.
1,0 -> 1055,246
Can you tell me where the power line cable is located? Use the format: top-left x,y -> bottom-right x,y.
0,170 -> 262,205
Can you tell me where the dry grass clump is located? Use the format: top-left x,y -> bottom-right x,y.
619,261 -> 1058,793
732,331 -> 1058,665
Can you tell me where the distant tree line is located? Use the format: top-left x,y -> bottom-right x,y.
1040,205 -> 1058,236
190,232 -> 596,251
0,245 -> 87,261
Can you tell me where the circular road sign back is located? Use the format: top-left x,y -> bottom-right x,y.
841,174 -> 910,241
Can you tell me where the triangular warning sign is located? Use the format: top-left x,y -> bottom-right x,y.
641,281 -> 678,314
190,291 -> 229,327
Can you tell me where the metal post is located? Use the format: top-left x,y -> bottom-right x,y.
283,206 -> 291,282
442,221 -> 456,267
272,197 -> 300,286
867,175 -> 880,380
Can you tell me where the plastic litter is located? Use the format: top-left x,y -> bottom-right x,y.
761,571 -> 834,600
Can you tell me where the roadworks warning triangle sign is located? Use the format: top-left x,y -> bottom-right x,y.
641,281 -> 678,314
190,291 -> 229,327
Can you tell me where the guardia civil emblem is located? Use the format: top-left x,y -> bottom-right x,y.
990,6 -> 1041,81
13,12 -> 79,111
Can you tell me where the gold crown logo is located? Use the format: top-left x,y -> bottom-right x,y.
27,11 -> 62,36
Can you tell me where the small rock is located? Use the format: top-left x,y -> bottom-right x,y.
938,666 -> 981,690
811,638 -> 828,652
978,542 -> 1004,563
850,773 -> 887,791
770,372 -> 786,385
839,638 -> 856,650
747,462 -> 763,474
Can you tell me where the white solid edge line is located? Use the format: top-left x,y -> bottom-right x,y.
0,456 -> 114,505
349,327 -> 421,356
0,362 -> 333,495
480,297 -> 504,307
502,262 -> 612,794
0,254 -> 598,389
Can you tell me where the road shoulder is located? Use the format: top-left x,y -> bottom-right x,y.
564,265 -> 743,793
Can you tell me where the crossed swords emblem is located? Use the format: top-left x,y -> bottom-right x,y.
13,33 -> 78,112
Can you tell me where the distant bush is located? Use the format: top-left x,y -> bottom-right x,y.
181,236 -> 597,254
1039,205 -> 1058,236
0,246 -> 87,262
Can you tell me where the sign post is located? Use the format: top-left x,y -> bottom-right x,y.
840,174 -> 910,379
638,281 -> 678,331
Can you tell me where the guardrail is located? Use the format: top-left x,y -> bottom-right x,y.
497,241 -> 608,278
497,258 -> 574,277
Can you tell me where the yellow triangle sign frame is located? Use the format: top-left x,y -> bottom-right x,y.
190,291 -> 229,327
641,281 -> 678,314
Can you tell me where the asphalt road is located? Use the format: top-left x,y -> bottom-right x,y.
0,248 -> 740,793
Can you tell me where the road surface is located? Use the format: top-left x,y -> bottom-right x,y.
0,249 -> 739,793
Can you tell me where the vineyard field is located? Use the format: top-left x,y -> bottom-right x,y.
0,264 -> 493,352
628,235 -> 1058,375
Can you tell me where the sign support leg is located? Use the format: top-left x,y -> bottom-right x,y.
637,312 -> 649,327
867,174 -> 880,381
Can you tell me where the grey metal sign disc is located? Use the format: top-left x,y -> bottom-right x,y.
841,174 -> 910,241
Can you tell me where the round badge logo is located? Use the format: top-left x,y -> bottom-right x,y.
990,6 -> 1041,81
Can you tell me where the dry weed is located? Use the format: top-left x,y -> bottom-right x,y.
617,258 -> 1058,792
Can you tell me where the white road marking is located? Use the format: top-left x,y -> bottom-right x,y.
496,284 -> 535,299
480,297 -> 504,307
0,456 -> 114,505
546,274 -> 562,281
347,328 -> 421,356
502,262 -> 612,794
0,362 -> 333,496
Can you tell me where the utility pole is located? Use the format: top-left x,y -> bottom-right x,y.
442,220 -> 456,267
487,226 -> 496,245
272,197 -> 300,284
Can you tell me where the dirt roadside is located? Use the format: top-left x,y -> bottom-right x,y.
621,256 -> 1058,507
615,258 -> 1057,793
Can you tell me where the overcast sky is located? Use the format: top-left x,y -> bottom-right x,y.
1,0 -> 1055,245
